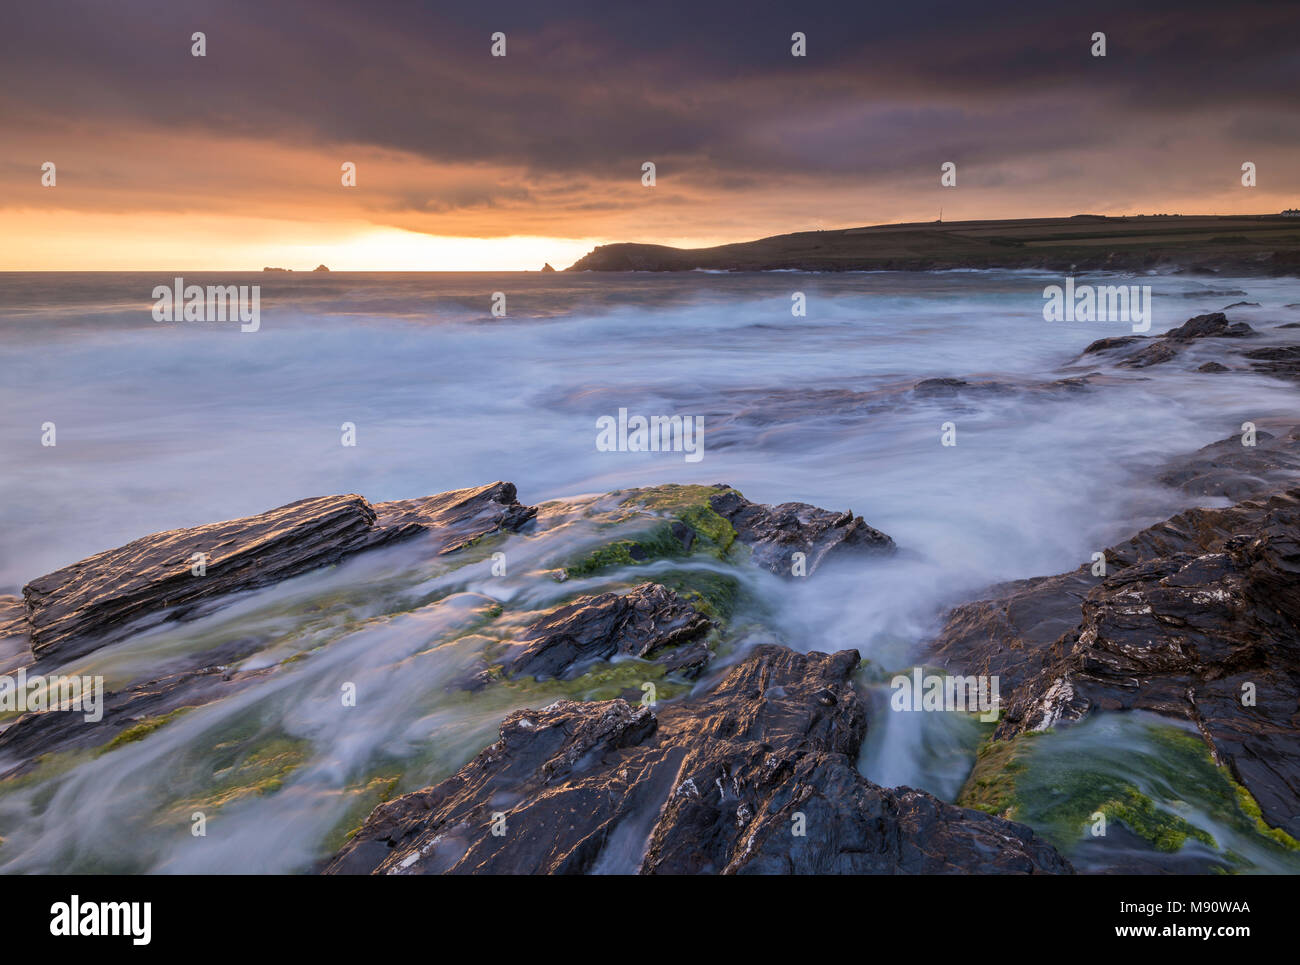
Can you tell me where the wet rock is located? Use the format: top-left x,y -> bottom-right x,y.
1198,361 -> 1229,372
372,481 -> 537,555
929,486 -> 1300,838
21,482 -> 535,664
707,487 -> 895,576
1158,426 -> 1300,499
1081,312 -> 1257,369
1081,335 -> 1143,355
910,377 -> 1044,399
326,645 -> 1070,875
926,568 -> 1096,696
0,598 -> 26,675
913,377 -> 972,397
1117,340 -> 1179,368
501,582 -> 713,681
0,655 -> 274,779
1163,312 -> 1255,340
1242,344 -> 1300,382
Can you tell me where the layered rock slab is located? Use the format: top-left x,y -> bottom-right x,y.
501,582 -> 713,682
21,482 -> 535,664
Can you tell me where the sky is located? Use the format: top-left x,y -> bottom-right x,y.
2,0 -> 1297,270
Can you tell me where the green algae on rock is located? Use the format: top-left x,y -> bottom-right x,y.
958,716 -> 1300,871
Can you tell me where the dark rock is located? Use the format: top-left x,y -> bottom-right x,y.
0,654 -> 274,779
1163,312 -> 1255,340
21,482 -> 535,664
1198,361 -> 1229,372
1082,335 -> 1143,355
1158,427 -> 1300,499
1080,312 -> 1258,370
708,487 -> 895,576
371,481 -> 537,555
540,263 -> 556,272
929,486 -> 1300,838
1242,344 -> 1300,382
926,568 -> 1097,697
312,265 -> 330,272
1116,340 -> 1179,368
1222,301 -> 1260,309
0,597 -> 30,676
326,645 -> 1071,875
912,377 -> 968,397
502,582 -> 713,681
911,377 -> 1020,398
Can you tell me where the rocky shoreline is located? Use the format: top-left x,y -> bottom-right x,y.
2,308 -> 1298,874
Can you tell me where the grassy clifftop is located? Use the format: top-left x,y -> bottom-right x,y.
566,214 -> 1300,274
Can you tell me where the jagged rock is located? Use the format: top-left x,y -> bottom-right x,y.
372,481 -> 537,555
312,265 -> 330,272
326,645 -> 1070,875
21,482 -> 535,664
540,263 -> 556,272
1081,312 -> 1257,369
1164,312 -> 1256,340
708,487 -> 894,576
928,486 -> 1300,838
501,582 -> 713,681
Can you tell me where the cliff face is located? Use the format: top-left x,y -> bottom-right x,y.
566,215 -> 1300,274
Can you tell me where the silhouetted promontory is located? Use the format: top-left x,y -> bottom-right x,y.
567,214 -> 1300,275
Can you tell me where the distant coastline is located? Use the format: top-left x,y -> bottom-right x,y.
566,213 -> 1300,275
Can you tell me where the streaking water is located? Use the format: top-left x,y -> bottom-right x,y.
0,270 -> 1297,872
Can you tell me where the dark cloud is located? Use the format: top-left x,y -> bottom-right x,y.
2,0 -> 1296,239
